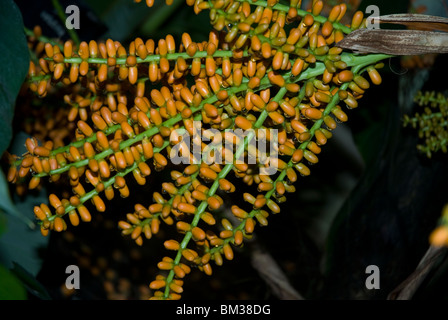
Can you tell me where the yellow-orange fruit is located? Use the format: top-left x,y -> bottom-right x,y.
191,227 -> 206,241
367,66 -> 382,85
53,217 -> 65,232
200,167 -> 218,180
223,244 -> 234,260
295,162 -> 311,176
154,153 -> 167,167
304,108 -> 323,120
142,138 -> 154,159
150,108 -> 163,126
97,64 -> 108,82
235,116 -> 252,130
338,70 -> 354,83
164,239 -> 180,250
267,71 -> 285,87
200,212 -> 216,225
430,226 -> 448,246
68,211 -> 80,226
78,205 -> 91,222
34,206 -> 48,221
150,279 -> 166,290
351,11 -> 364,29
245,217 -> 255,234
34,146 -> 51,157
177,202 -> 196,214
121,121 -> 135,138
99,160 -> 110,178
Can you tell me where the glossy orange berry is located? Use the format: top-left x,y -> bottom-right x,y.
430,226 -> 448,246
207,195 -> 222,211
304,108 -> 322,120
33,146 -> 51,158
267,71 -> 285,87
164,239 -> 180,251
78,205 -> 91,222
201,263 -> 213,276
128,66 -> 138,84
141,138 -> 154,159
53,216 -> 66,232
223,244 -> 234,260
338,70 -> 354,83
200,167 -> 218,180
34,206 -> 47,221
97,64 -> 108,82
201,212 -> 216,225
177,202 -> 196,214
351,11 -> 364,29
295,162 -> 311,176
190,227 -> 205,241
328,4 -> 341,22
69,64 -> 79,83
367,66 -> 382,85
245,217 -> 255,234
68,210 -> 80,227
235,116 -> 252,130
77,120 -> 93,137
150,279 -> 166,290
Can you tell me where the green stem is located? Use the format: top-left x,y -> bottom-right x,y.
47,49 -> 249,65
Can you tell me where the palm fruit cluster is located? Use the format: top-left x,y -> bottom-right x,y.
403,91 -> 448,159
6,0 -> 389,299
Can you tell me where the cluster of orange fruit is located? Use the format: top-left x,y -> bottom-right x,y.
7,0 -> 388,299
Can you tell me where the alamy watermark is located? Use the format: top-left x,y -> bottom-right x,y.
65,265 -> 80,289
65,5 -> 80,30
365,265 -> 380,289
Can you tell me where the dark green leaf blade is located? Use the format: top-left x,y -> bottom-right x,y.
0,0 -> 29,156
11,263 -> 52,300
0,264 -> 27,300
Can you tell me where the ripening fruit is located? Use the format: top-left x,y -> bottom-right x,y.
200,167 -> 218,180
235,116 -> 252,130
429,226 -> 448,247
338,70 -> 354,83
367,66 -> 382,85
53,216 -> 66,232
351,11 -> 364,29
78,205 -> 91,222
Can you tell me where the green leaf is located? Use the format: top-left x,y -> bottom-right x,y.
0,185 -> 49,277
0,264 -> 27,300
11,263 -> 51,300
0,0 -> 29,157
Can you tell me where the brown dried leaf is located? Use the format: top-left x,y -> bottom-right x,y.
338,13 -> 448,55
378,14 -> 448,32
337,29 -> 448,55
